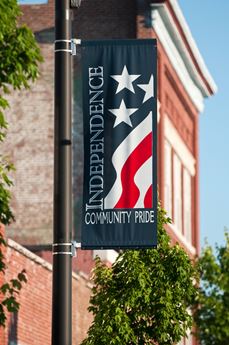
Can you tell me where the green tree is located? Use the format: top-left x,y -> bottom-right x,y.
82,207 -> 199,345
194,232 -> 229,345
0,0 -> 42,327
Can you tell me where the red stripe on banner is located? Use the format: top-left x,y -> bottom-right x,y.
114,132 -> 152,209
144,185 -> 153,208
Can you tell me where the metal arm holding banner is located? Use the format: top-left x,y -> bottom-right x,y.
54,38 -> 81,55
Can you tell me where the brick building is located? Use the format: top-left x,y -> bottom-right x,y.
2,0 -> 216,344
0,225 -> 92,344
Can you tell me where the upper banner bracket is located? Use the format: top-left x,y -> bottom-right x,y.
54,39 -> 81,55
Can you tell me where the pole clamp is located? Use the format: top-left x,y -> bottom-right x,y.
52,241 -> 81,257
54,39 -> 81,55
71,241 -> 81,257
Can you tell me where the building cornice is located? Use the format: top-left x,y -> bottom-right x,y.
168,0 -> 216,93
150,0 -> 217,111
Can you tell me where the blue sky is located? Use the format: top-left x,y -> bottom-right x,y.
179,0 -> 229,249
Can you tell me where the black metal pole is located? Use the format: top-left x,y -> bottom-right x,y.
52,0 -> 72,344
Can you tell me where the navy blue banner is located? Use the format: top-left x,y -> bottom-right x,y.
81,39 -> 157,249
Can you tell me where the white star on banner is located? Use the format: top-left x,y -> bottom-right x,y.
111,65 -> 141,94
138,74 -> 154,103
108,100 -> 138,128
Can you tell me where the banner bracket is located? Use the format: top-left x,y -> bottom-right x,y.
54,38 -> 81,55
52,242 -> 81,257
71,39 -> 81,56
71,241 -> 81,257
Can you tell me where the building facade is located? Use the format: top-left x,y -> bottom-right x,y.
0,225 -> 92,345
2,0 -> 216,344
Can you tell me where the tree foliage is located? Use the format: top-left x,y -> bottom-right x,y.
82,207 -> 199,345
0,0 -> 42,327
194,231 -> 229,345
0,0 -> 42,225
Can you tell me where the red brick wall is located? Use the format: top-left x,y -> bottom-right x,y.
20,0 -> 55,32
36,248 -> 95,275
1,239 -> 92,345
73,0 -> 136,39
158,43 -> 199,255
20,0 -> 136,39
3,44 -> 54,245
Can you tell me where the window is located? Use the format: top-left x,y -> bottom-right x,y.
173,153 -> 182,232
164,140 -> 172,218
164,121 -> 194,245
164,145 -> 192,244
183,169 -> 192,243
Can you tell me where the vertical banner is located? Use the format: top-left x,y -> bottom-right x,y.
81,39 -> 157,249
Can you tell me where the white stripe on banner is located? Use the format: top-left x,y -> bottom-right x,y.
104,112 -> 152,209
133,156 -> 152,208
